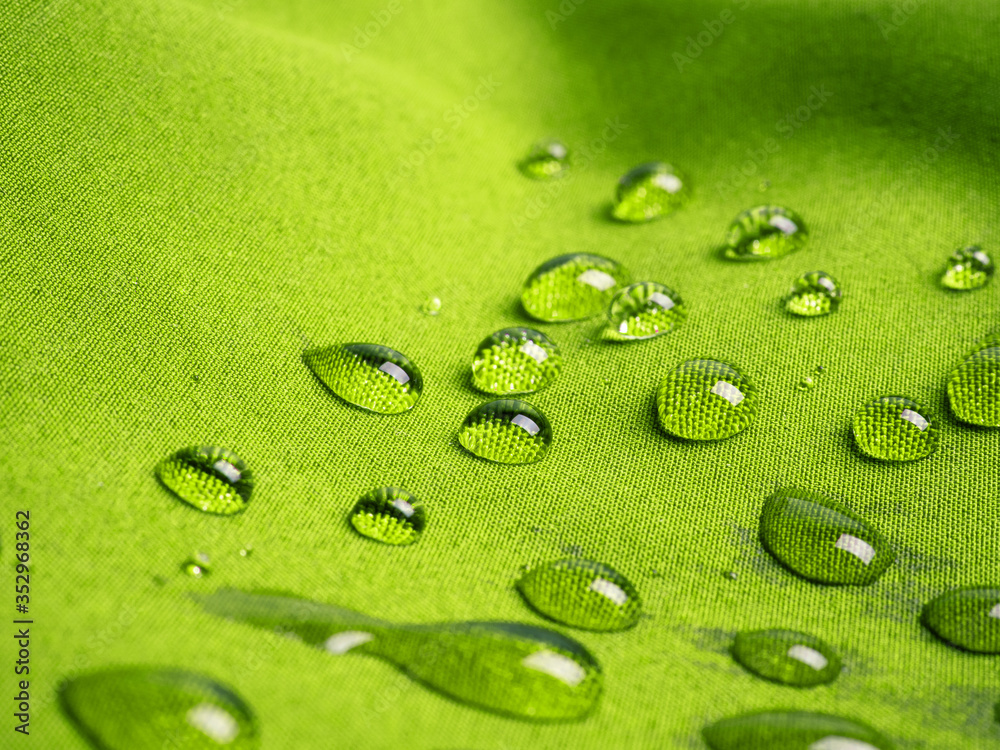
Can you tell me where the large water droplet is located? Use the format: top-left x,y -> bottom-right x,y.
851,396 -> 938,462
521,254 -> 629,322
759,487 -> 895,586
725,206 -> 808,261
786,271 -> 842,317
156,447 -> 253,515
519,138 -> 569,180
516,559 -> 641,632
303,343 -> 423,414
61,668 -> 259,749
732,629 -> 841,687
604,282 -> 686,341
459,399 -> 552,464
941,245 -> 993,290
947,338 -> 1000,427
199,589 -> 601,722
921,587 -> 1000,654
350,487 -> 426,546
471,327 -> 563,395
656,359 -> 758,441
703,711 -> 893,750
611,162 -> 690,222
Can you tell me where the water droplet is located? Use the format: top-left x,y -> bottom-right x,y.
947,338 -> 1000,427
725,205 -> 808,261
61,668 -> 259,749
941,245 -> 993,290
199,589 -> 602,722
350,487 -> 426,546
921,587 -> 1000,654
786,271 -> 842,317
156,447 -> 253,515
797,376 -> 817,391
420,296 -> 442,315
471,327 -> 563,395
521,254 -> 628,322
703,711 -> 893,750
611,162 -> 690,222
656,359 -> 758,441
239,546 -> 253,558
303,343 -> 423,414
183,552 -> 212,578
759,487 -> 895,586
723,571 -> 738,580
516,559 -> 641,632
732,629 -> 841,687
604,282 -> 686,341
758,179 -> 771,191
519,138 -> 569,180
851,396 -> 938,462
459,399 -> 552,464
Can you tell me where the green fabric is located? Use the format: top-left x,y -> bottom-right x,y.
4,0 -> 999,747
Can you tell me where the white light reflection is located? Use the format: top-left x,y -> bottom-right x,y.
834,534 -> 875,565
378,361 -> 410,385
521,650 -> 586,687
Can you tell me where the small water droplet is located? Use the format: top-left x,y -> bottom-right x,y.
725,205 -> 808,261
797,376 -> 817,391
732,629 -> 841,687
303,343 -> 423,414
723,571 -> 738,580
471,327 -> 563,394
519,138 -> 569,180
516,559 -> 641,632
459,399 -> 552,464
192,374 -> 200,382
656,359 -> 758,440
349,487 -> 426,546
786,271 -> 842,317
758,179 -> 771,191
851,396 -> 938,462
239,546 -> 253,558
921,587 -> 1000,654
611,162 -> 690,222
156,446 -> 253,515
420,296 -> 442,315
703,711 -> 892,750
199,589 -> 602,722
182,552 -> 212,578
521,254 -> 629,322
61,668 -> 259,749
604,282 -> 686,341
941,245 -> 993,290
947,335 -> 1000,427
759,487 -> 895,586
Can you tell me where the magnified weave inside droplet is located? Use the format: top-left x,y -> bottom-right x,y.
656,359 -> 758,440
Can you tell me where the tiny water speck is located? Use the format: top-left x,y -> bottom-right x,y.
183,552 -> 211,578
421,297 -> 442,315
519,139 -> 570,180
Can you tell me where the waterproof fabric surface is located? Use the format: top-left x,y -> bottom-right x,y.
3,0 -> 999,747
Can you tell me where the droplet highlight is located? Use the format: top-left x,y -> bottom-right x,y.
786,271 -> 842,317
421,296 -> 442,315
656,359 -> 758,440
303,343 -> 423,414
350,487 -> 426,546
183,552 -> 212,578
611,162 -> 690,222
459,399 -> 552,464
604,282 -> 686,341
759,487 -> 895,586
921,587 -> 1000,654
725,205 -> 808,261
947,336 -> 1000,427
851,396 -> 938,462
941,245 -> 993,290
156,446 -> 253,516
732,629 -> 841,687
471,327 -> 563,395
519,138 -> 569,180
516,559 -> 641,632
703,711 -> 893,750
521,254 -> 628,322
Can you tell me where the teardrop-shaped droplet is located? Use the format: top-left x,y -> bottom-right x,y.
459,399 -> 552,464
656,359 -> 758,440
921,587 -> 1000,654
786,271 -> 841,317
725,205 -> 808,261
199,589 -> 602,722
703,711 -> 893,750
521,254 -> 629,322
519,138 -> 569,180
947,342 -> 1000,427
61,668 -> 259,749
182,552 -> 212,578
611,162 -> 690,222
759,487 -> 895,586
851,396 -> 938,461
471,328 -> 563,395
516,558 -> 641,632
941,245 -> 993,290
303,343 -> 423,414
604,282 -> 686,341
732,629 -> 842,687
156,446 -> 253,515
350,487 -> 426,546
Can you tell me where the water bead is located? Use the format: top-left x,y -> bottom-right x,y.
156,446 -> 253,515
656,359 -> 758,440
947,342 -> 1000,427
786,271 -> 842,317
921,587 -> 1000,654
349,487 -> 426,546
471,327 -> 562,394
303,343 -> 423,414
459,399 -> 552,464
725,205 -> 808,261
604,282 -> 686,341
731,629 -> 841,687
941,245 -> 993,290
521,254 -> 629,322
851,396 -> 938,461
703,711 -> 894,750
519,139 -> 569,180
611,162 -> 690,222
